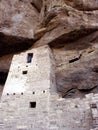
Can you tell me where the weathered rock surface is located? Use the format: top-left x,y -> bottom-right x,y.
0,0 -> 39,55
0,0 -> 39,38
34,0 -> 98,47
0,0 -> 98,98
65,0 -> 98,11
54,31 -> 98,98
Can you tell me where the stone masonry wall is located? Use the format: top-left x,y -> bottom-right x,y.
0,92 -> 97,130
0,45 -> 98,130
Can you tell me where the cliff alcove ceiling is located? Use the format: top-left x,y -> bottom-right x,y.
0,0 -> 98,98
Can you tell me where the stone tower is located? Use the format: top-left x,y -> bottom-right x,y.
2,45 -> 56,95
0,45 -> 57,130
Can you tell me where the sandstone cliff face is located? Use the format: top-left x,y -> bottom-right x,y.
0,0 -> 98,97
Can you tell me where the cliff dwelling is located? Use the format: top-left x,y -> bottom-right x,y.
0,0 -> 98,130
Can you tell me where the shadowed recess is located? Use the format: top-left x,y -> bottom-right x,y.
0,32 -> 35,56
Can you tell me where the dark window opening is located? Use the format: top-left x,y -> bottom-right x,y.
43,90 -> 45,93
13,93 -> 15,95
27,53 -> 33,63
32,92 -> 35,94
0,71 -> 8,85
90,103 -> 97,108
21,92 -> 23,95
7,93 -> 9,95
22,71 -> 28,75
30,102 -> 36,108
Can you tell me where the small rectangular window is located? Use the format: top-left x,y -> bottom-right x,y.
22,71 -> 28,75
30,102 -> 36,108
27,53 -> 33,63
